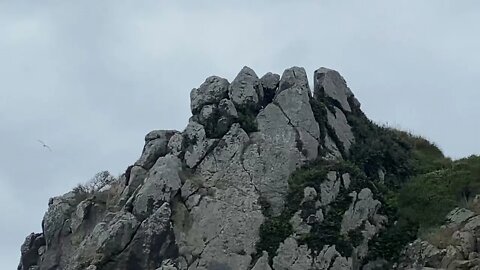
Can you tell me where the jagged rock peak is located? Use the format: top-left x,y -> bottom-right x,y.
190,76 -> 229,114
18,65 -> 373,270
278,66 -> 310,93
314,67 -> 358,112
228,66 -> 264,111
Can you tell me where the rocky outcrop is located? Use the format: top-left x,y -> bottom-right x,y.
398,204 -> 480,269
314,68 -> 353,113
190,76 -> 229,114
18,66 -> 386,270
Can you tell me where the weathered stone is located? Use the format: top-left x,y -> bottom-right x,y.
18,233 -> 45,270
441,245 -> 464,269
252,251 -> 272,270
197,104 -> 217,126
136,130 -> 177,170
290,211 -> 311,237
228,66 -> 263,111
278,66 -> 310,94
341,188 -> 382,234
145,130 -> 177,142
42,191 -> 78,248
303,187 -> 317,202
243,103 -> 304,215
324,133 -> 342,160
218,98 -> 238,119
452,230 -> 476,257
190,76 -> 229,114
167,133 -> 184,157
446,208 -> 475,228
314,67 -> 354,112
183,120 -> 218,168
326,107 -> 354,153
272,237 -> 312,270
94,211 -> 139,260
342,173 -> 351,189
463,215 -> 480,233
18,66 -> 403,270
173,124 -> 264,270
397,240 -> 446,269
108,203 -> 177,270
314,245 -> 352,270
260,72 -> 280,105
133,155 -> 182,220
70,199 -> 93,233
319,171 -> 340,206
274,67 -> 320,161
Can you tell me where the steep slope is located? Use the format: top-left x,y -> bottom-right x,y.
18,66 -> 473,270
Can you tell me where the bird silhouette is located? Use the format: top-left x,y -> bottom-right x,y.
37,140 -> 52,151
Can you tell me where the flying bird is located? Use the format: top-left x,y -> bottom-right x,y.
37,140 -> 52,151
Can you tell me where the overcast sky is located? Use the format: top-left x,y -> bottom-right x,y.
1,1 -> 479,268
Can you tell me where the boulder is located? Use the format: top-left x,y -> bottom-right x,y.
136,130 -> 177,170
314,67 -> 354,112
326,107 -> 355,153
190,76 -> 229,114
18,233 -> 45,270
341,188 -> 382,234
260,72 -> 280,105
272,237 -> 312,270
228,66 -> 263,111
133,155 -> 182,220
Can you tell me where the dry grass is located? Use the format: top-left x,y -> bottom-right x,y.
422,226 -> 457,249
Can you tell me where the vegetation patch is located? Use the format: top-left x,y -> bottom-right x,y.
237,106 -> 258,133
255,95 -> 478,267
398,155 -> 480,231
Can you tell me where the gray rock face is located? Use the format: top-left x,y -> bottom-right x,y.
243,103 -> 304,216
19,66 -> 387,270
105,203 -> 177,270
167,133 -> 185,157
399,206 -> 480,269
260,72 -> 280,105
252,251 -> 272,270
173,123 -> 264,270
133,155 -> 182,220
183,120 -> 218,168
446,207 -> 475,228
278,66 -> 310,94
228,66 -> 263,111
274,67 -> 320,161
341,188 -> 382,234
272,237 -> 312,270
190,76 -> 229,114
136,130 -> 177,170
315,245 -> 352,270
42,191 -> 79,248
18,233 -> 45,270
314,67 -> 353,112
197,104 -> 217,126
319,171 -> 341,206
326,107 -> 354,153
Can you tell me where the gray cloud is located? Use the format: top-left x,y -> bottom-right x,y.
1,1 -> 479,268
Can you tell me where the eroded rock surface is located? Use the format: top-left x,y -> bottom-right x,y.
18,66 -> 379,270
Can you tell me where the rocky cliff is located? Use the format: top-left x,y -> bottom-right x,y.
18,66 -> 477,270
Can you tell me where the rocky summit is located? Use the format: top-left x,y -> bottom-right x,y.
18,66 -> 480,270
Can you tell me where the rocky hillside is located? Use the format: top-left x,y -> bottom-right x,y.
18,66 -> 480,270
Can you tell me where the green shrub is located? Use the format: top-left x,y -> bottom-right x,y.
237,107 -> 258,133
255,215 -> 293,262
365,218 -> 418,263
347,114 -> 414,189
397,155 -> 480,231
